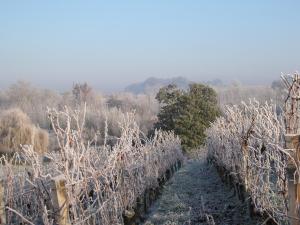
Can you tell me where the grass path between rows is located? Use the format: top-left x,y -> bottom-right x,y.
143,155 -> 263,225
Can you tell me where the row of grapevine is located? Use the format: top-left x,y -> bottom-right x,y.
206,99 -> 293,224
0,106 -> 183,224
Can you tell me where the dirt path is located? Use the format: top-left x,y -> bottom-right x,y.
143,156 -> 263,225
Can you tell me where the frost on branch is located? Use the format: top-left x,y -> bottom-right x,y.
206,99 -> 292,224
0,105 -> 183,224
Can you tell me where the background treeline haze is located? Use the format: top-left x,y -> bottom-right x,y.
0,78 -> 285,153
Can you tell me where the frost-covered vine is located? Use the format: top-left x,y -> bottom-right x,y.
206,99 -> 293,224
0,106 -> 183,224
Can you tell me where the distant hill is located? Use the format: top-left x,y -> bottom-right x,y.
124,77 -> 191,94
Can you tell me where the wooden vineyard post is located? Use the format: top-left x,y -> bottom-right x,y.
242,144 -> 249,193
282,74 -> 300,224
0,180 -> 5,225
285,134 -> 300,225
285,134 -> 300,167
50,175 -> 70,225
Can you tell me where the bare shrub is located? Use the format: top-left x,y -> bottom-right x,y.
0,81 -> 158,139
83,92 -> 159,145
107,92 -> 159,134
1,81 -> 62,129
0,108 -> 48,154
214,83 -> 276,108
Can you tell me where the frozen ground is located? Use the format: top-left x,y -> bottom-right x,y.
143,154 -> 263,225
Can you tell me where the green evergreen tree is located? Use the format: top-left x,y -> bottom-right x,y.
154,83 -> 220,151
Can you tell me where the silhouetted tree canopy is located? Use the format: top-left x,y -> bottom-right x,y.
72,82 -> 93,104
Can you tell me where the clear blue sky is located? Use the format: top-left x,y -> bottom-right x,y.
1,1 -> 300,91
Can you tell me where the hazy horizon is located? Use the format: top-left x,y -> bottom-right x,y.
1,1 -> 300,92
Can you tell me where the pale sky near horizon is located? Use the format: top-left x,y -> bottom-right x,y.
1,1 -> 300,92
